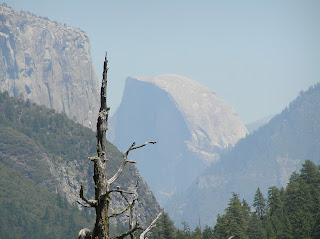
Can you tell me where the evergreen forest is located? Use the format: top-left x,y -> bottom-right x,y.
149,160 -> 320,239
0,91 -> 159,238
1,88 -> 319,238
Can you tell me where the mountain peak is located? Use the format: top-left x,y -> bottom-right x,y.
110,74 -> 248,203
132,74 -> 248,152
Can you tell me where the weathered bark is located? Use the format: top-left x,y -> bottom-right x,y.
92,53 -> 110,238
77,53 -> 161,239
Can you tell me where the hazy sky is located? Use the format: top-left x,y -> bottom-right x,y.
2,0 -> 320,123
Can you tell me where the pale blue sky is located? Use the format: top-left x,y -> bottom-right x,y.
2,0 -> 320,123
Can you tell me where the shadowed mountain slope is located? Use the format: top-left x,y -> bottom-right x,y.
109,74 -> 248,204
166,83 -> 320,228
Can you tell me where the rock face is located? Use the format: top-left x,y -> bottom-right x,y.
0,4 -> 99,129
109,74 -> 248,204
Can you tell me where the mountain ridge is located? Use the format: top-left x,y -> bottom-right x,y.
166,83 -> 320,229
246,114 -> 274,133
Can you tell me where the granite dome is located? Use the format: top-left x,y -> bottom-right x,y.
109,74 -> 248,203
134,74 -> 248,162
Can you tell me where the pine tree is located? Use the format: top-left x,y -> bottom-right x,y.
190,226 -> 202,239
267,186 -> 292,238
161,213 -> 176,239
253,187 -> 266,219
213,193 -> 248,239
241,199 -> 251,227
284,172 -> 305,239
284,160 -> 320,238
202,225 -> 214,239
247,213 -> 267,239
213,214 -> 229,239
148,213 -> 175,239
181,221 -> 191,238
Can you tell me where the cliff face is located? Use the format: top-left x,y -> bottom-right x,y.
109,74 -> 248,204
0,4 -> 99,129
133,74 -> 248,160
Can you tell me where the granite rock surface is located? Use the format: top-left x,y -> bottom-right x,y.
109,74 -> 248,204
0,4 -> 99,129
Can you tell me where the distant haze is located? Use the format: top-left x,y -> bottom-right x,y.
246,114 -> 274,133
2,0 -> 320,123
108,74 -> 249,203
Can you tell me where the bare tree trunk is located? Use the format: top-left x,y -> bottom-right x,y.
77,53 -> 161,239
93,53 -> 110,239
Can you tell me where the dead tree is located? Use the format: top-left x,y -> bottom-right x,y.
77,53 -> 161,239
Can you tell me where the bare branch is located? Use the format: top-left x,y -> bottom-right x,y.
106,180 -> 139,223
131,141 -> 157,151
108,142 -> 157,185
76,200 -> 94,208
107,188 -> 136,196
75,53 -> 161,239
140,212 -> 163,239
129,177 -> 140,237
111,224 -> 142,239
100,187 -> 136,203
78,185 -> 97,207
107,144 -> 135,185
108,204 -> 131,218
88,156 -> 99,161
128,197 -> 138,237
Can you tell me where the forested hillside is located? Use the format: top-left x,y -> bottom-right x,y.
0,162 -> 94,239
167,83 -> 320,228
0,91 -> 161,238
144,160 -> 320,239
213,160 -> 320,239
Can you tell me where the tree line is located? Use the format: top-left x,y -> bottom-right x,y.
149,160 -> 319,239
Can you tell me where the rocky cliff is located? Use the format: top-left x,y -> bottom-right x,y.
109,74 -> 248,204
0,4 -> 99,129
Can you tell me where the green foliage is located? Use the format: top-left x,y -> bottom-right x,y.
0,162 -> 94,239
202,225 -> 214,239
284,160 -> 320,238
142,160 -> 319,239
148,213 -> 176,239
0,91 -> 159,238
0,91 -> 97,164
190,227 -> 202,239
253,187 -> 266,219
213,193 -> 250,239
2,84 -> 319,238
0,90 -> 156,193
169,83 -> 320,229
213,160 -> 320,239
147,215 -> 216,239
247,213 -> 267,239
